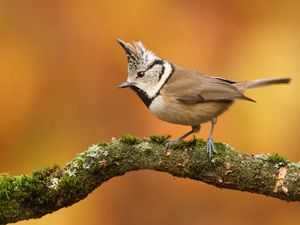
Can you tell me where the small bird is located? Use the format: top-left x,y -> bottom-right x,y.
117,39 -> 290,157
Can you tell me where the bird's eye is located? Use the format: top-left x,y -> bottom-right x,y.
137,71 -> 145,78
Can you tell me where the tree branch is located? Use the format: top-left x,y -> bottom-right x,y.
1,135 -> 299,224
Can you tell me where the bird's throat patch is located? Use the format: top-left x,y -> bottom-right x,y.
130,86 -> 153,107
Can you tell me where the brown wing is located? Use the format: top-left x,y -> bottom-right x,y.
165,68 -> 255,104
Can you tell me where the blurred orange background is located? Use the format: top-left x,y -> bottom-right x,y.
0,1 -> 299,225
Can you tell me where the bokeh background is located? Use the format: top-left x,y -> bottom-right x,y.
0,0 -> 299,225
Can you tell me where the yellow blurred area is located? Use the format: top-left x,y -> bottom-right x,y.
0,0 -> 299,224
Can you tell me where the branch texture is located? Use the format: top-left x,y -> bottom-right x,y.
0,135 -> 299,224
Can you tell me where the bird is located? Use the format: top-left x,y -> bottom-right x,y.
117,39 -> 291,157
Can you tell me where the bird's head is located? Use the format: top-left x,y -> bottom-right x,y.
117,39 -> 173,100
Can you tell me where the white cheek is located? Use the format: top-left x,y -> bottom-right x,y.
146,62 -> 173,98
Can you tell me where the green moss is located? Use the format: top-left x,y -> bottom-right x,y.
58,174 -> 89,202
267,153 -> 290,165
143,148 -> 152,156
214,142 -> 231,156
0,166 -> 59,202
194,139 -> 206,149
0,166 -> 65,223
0,175 -> 13,201
32,165 -> 61,180
119,134 -> 140,145
169,138 -> 197,150
149,134 -> 171,144
207,142 -> 233,164
96,141 -> 108,147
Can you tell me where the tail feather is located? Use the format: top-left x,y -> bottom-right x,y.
235,77 -> 291,92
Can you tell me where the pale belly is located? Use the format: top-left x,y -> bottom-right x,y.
149,95 -> 232,126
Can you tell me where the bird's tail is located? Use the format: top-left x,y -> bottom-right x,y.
235,77 -> 291,92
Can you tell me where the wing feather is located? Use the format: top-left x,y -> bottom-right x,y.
165,68 -> 255,104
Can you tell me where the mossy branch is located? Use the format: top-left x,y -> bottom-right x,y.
1,135 -> 300,224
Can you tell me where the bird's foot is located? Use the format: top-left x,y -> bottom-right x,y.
165,140 -> 180,148
206,136 -> 217,158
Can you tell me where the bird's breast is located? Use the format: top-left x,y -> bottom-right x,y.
149,93 -> 232,126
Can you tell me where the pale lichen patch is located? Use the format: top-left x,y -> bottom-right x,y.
65,168 -> 77,177
166,148 -> 172,156
136,141 -> 153,156
222,142 -> 234,151
136,142 -> 152,151
273,167 -> 288,194
48,177 -> 59,190
282,186 -> 289,194
254,154 -> 268,160
88,144 -> 100,152
75,144 -> 110,170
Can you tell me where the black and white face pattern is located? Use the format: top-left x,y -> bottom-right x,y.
118,39 -> 174,106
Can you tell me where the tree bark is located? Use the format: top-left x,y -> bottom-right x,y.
0,135 -> 299,224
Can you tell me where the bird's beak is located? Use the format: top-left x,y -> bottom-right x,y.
118,81 -> 132,88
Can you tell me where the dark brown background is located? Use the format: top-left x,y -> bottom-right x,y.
0,1 -> 299,224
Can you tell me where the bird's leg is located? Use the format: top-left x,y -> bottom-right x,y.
177,125 -> 200,140
207,117 -> 217,158
166,125 -> 200,147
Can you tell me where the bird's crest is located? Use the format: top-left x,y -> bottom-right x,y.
117,39 -> 160,75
